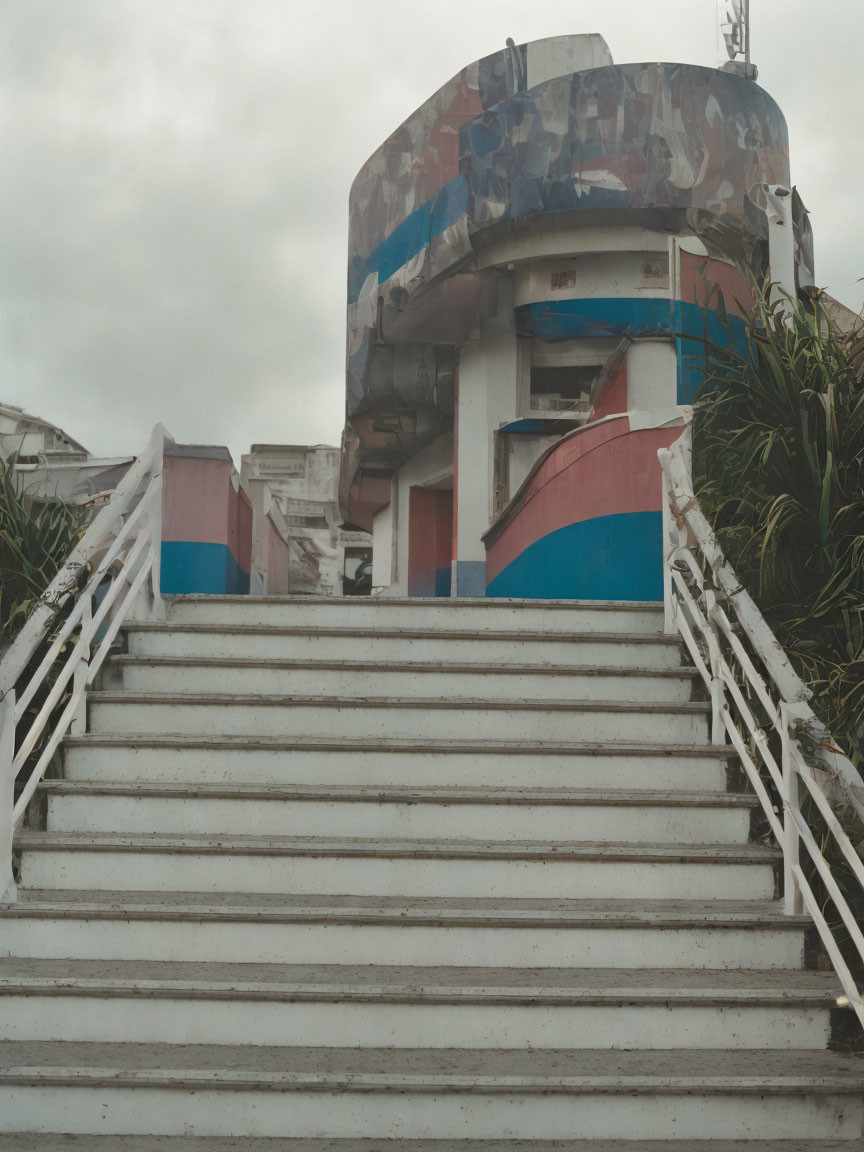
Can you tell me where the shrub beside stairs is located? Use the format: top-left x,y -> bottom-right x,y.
0,594 -> 862,1147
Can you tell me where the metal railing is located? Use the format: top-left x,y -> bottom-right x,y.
0,424 -> 172,902
659,423 -> 864,1030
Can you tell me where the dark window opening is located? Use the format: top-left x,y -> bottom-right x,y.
530,365 -> 597,411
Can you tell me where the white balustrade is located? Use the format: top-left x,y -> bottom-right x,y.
0,424 -> 173,902
659,424 -> 864,1030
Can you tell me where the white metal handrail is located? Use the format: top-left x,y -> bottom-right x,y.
0,424 -> 172,902
659,423 -> 864,1031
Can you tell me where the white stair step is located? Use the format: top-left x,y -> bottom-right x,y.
42,782 -> 756,844
15,833 -> 779,900
1,1141 -> 861,1152
0,1044 -> 861,1139
87,693 -> 711,743
162,595 -> 666,635
62,735 -> 733,791
0,892 -> 809,968
126,624 -> 685,669
106,656 -> 699,704
0,960 -> 836,1050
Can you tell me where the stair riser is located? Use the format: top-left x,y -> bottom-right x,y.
0,1086 -> 859,1140
45,796 -> 752,845
88,701 -> 710,744
62,746 -> 731,792
128,630 -> 684,668
111,664 -> 697,704
19,852 -> 776,900
0,996 -> 832,1050
164,600 -> 666,634
0,920 -> 806,969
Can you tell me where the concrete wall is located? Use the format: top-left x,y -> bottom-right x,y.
371,491 -> 396,593
161,447 -> 252,595
485,414 -> 687,601
372,231 -> 750,602
454,281 -> 519,597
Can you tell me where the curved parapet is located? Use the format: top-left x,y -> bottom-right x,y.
483,412 -> 687,600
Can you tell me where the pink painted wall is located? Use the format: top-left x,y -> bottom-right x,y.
486,416 -> 680,583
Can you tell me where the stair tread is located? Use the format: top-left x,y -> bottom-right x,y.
109,655 -> 695,678
165,595 -> 666,609
62,733 -> 732,755
1,1140 -> 860,1152
0,959 -> 839,1002
127,622 -> 677,642
3,890 -> 808,928
89,691 -> 712,713
0,1043 -> 860,1091
39,780 -> 757,807
0,1142 -> 860,1152
16,832 -> 779,862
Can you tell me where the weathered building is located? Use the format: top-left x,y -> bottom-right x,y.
241,443 -> 370,595
341,33 -> 814,599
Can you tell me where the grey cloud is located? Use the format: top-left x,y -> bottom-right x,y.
2,0 -> 861,463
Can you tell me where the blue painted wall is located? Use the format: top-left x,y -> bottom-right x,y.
521,297 -> 748,406
456,559 -> 487,598
486,511 -> 663,601
161,541 -> 251,596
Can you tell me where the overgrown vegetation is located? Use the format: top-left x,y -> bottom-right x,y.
693,280 -> 864,1037
0,454 -> 85,648
694,280 -> 864,770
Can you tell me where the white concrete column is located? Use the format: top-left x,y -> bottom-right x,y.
371,485 -> 396,593
625,340 -> 679,412
455,279 -> 519,597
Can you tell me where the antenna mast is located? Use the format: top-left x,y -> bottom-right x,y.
719,0 -> 755,78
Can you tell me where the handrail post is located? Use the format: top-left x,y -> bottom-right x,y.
149,428 -> 166,621
71,597 -> 91,737
0,691 -> 18,903
704,590 -> 727,746
781,701 -> 805,916
659,449 -> 677,636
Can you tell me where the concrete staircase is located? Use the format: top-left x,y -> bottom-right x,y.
1,596 -> 862,1147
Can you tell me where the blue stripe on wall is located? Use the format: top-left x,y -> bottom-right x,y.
486,511 -> 663,601
407,567 -> 452,598
348,176 -> 468,302
161,541 -> 250,596
673,301 -> 749,404
519,297 -> 750,406
455,560 -> 487,598
524,298 -> 674,342
435,565 -> 452,597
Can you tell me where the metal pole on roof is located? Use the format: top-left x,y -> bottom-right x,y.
744,0 -> 751,66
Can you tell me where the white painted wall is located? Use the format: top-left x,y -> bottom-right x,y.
514,251 -> 670,307
507,434 -> 561,497
625,340 -> 679,413
371,488 -> 396,593
455,279 -> 519,592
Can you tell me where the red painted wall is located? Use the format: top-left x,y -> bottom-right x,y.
408,488 -> 453,597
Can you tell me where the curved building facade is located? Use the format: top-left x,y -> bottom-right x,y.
342,33 -> 812,599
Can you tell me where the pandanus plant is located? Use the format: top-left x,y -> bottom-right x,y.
694,279 -> 864,771
0,454 -> 85,648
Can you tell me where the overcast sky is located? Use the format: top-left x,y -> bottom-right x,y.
2,0 -> 861,462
